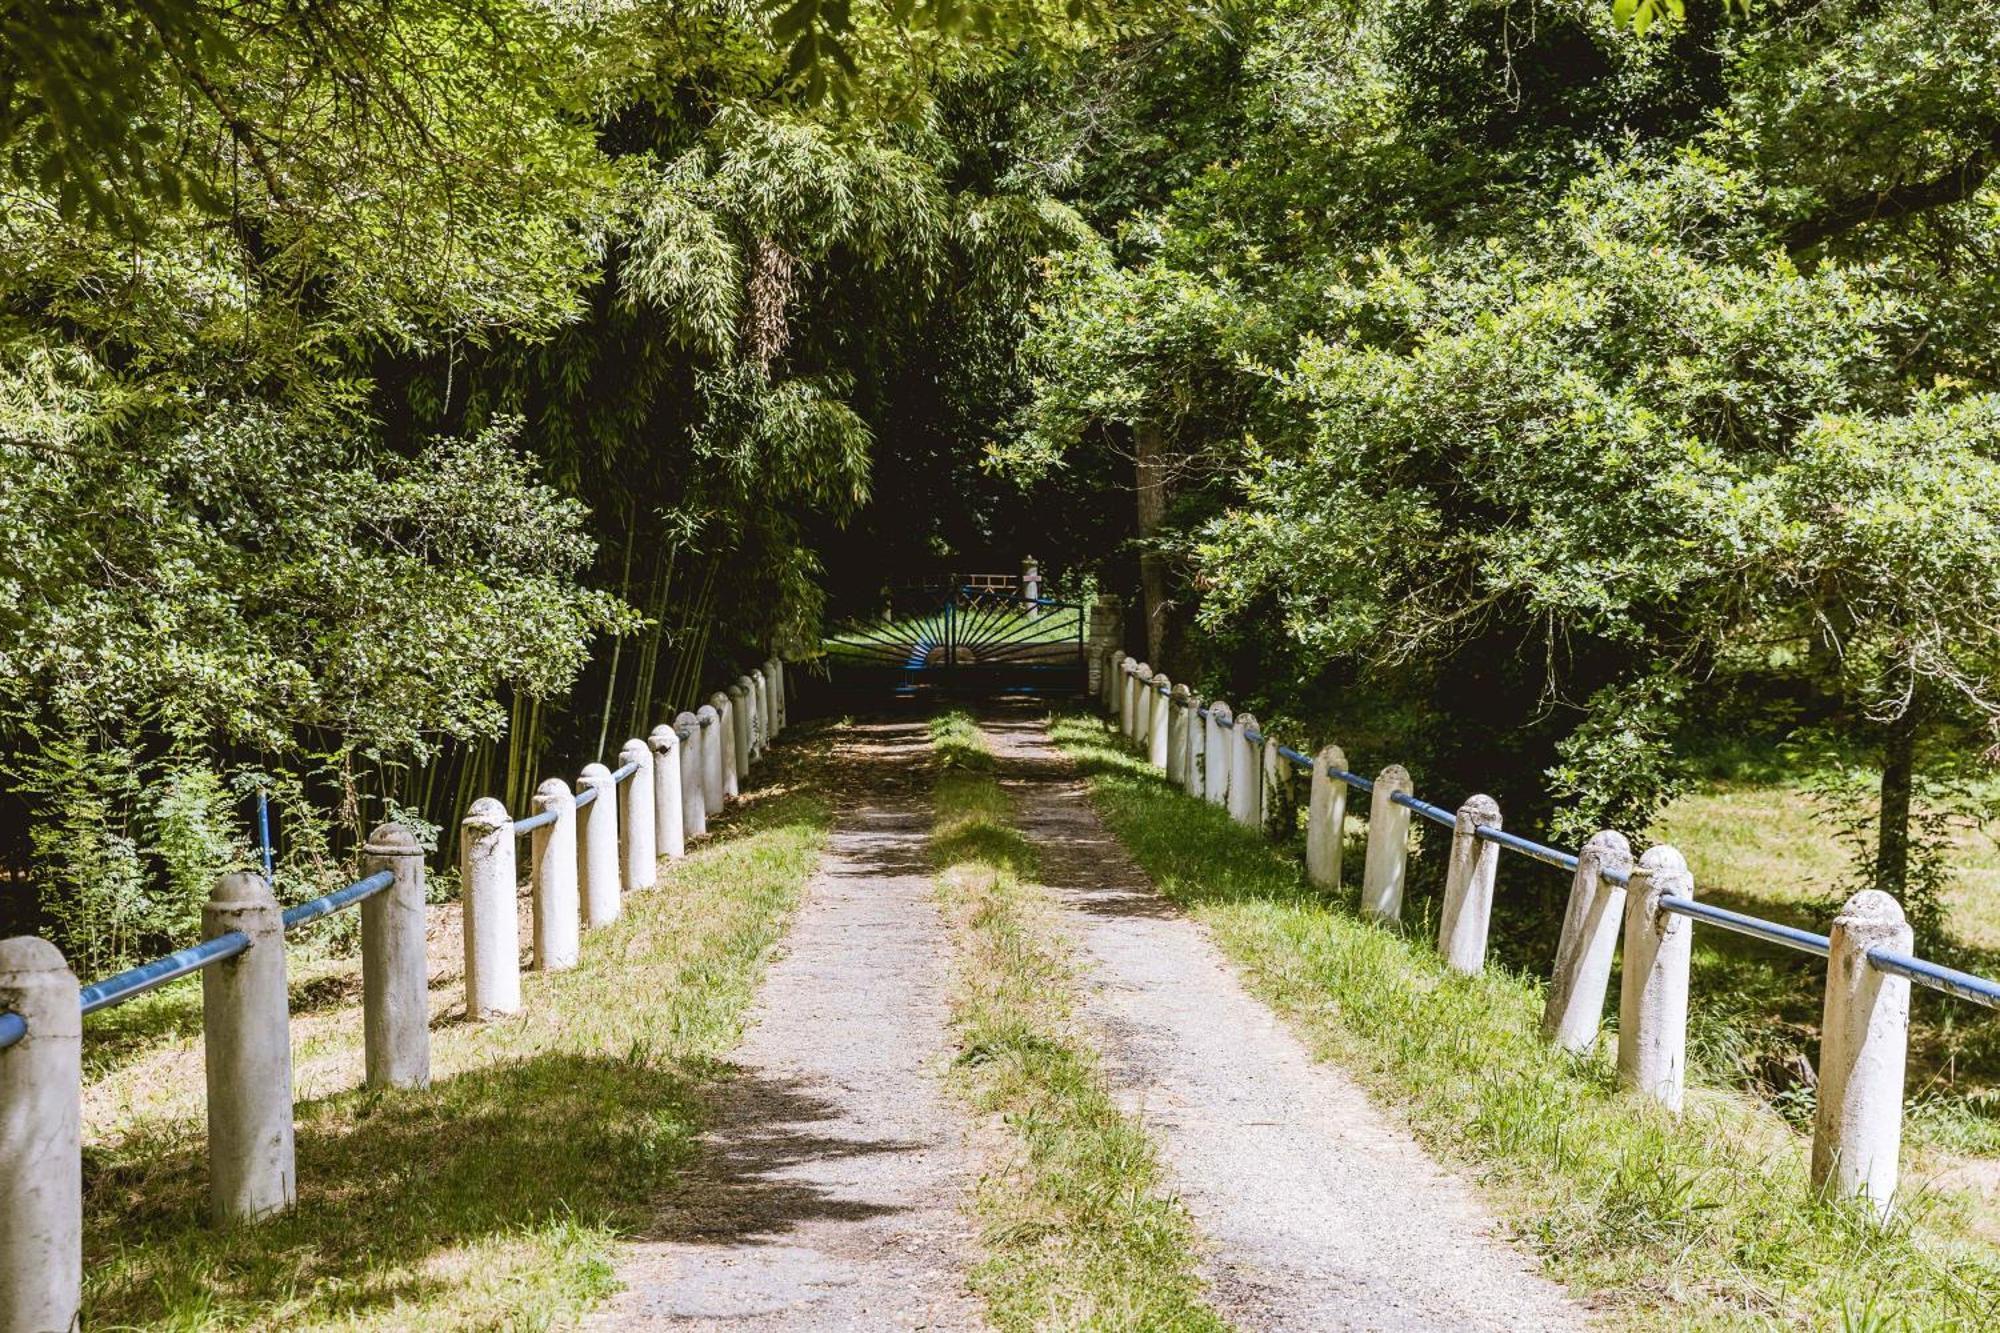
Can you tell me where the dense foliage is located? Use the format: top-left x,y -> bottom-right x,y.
1003,0 -> 2000,934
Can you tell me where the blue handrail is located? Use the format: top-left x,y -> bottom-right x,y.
282,870 -> 395,932
514,808 -> 558,834
1868,949 -> 2000,1008
1659,896 -> 1832,958
1389,789 -> 1456,829
79,932 -> 250,1016
574,785 -> 599,810
1116,682 -> 2000,1012
0,1010 -> 24,1051
612,759 -> 639,783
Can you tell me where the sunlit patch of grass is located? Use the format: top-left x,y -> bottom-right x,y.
1051,710 -> 2000,1329
929,711 -> 1227,1333
77,736 -> 835,1331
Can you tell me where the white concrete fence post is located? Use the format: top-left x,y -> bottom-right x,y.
577,762 -> 620,929
461,797 -> 521,1019
1144,664 -> 1160,748
678,711 -> 708,839
699,704 -> 724,816
360,822 -> 431,1089
1228,712 -> 1263,828
1437,795 -> 1503,975
1203,701 -> 1232,807
1103,649 -> 1122,713
773,656 -> 788,734
716,688 -> 740,792
1306,744 -> 1350,892
1542,830 -> 1632,1052
1183,694 -> 1207,798
0,936 -> 82,1332
751,671 -> 769,758
1360,765 -> 1414,925
203,870 -> 295,1224
531,778 -> 580,971
651,724 -> 686,859
619,737 -> 657,895
1619,845 -> 1694,1111
1261,735 -> 1290,837
732,680 -> 752,772
1122,659 -> 1139,739
1149,674 -> 1172,771
1166,684 -> 1191,786
1811,890 -> 1913,1219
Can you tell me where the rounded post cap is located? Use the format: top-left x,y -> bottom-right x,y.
1153,673 -> 1171,689
0,935 -> 72,974
579,762 -> 613,785
1236,711 -> 1259,732
1171,682 -> 1190,699
1314,742 -> 1348,771
727,684 -> 747,699
1835,888 -> 1911,938
708,692 -> 729,709
1580,829 -> 1633,875
1455,794 -> 1501,831
696,704 -> 718,721
364,821 -> 422,856
463,795 -> 511,834
650,724 -> 679,752
211,869 -> 277,906
1208,700 -> 1233,722
535,776 -> 575,803
1374,763 -> 1412,792
619,737 -> 652,766
1632,843 -> 1692,906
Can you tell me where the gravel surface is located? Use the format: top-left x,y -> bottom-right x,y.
979,707 -> 1592,1332
588,720 -> 984,1331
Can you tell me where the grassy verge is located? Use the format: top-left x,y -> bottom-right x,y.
79,735 -> 835,1331
1050,711 -> 2000,1329
928,711 -> 1227,1333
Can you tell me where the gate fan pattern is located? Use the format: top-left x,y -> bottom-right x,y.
825,584 -> 1084,674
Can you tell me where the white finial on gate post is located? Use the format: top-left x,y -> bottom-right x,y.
1812,890 -> 1912,1219
1022,555 -> 1041,617
0,936 -> 82,1332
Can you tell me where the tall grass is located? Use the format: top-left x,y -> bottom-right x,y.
1052,711 -> 2000,1329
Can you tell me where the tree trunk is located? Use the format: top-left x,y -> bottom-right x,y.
1135,422 -> 1170,664
1876,705 -> 1917,901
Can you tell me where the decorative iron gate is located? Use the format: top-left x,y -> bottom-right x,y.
823,580 -> 1087,689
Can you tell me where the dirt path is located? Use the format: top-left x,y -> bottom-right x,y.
589,720 -> 984,1331
979,707 -> 1591,1332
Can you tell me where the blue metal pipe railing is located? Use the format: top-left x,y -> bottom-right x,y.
1868,949 -> 2000,1008
513,808 -> 557,835
1389,789 -> 1456,829
611,759 -> 639,782
1659,896 -> 1831,959
282,870 -> 395,932
79,932 -> 250,1016
574,785 -> 599,810
1106,680 -> 2000,1013
0,1010 -> 24,1051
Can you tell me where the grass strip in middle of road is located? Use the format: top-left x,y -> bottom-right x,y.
928,711 -> 1227,1333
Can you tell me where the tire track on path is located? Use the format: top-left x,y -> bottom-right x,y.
979,704 -> 1590,1332
589,719 -> 984,1331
